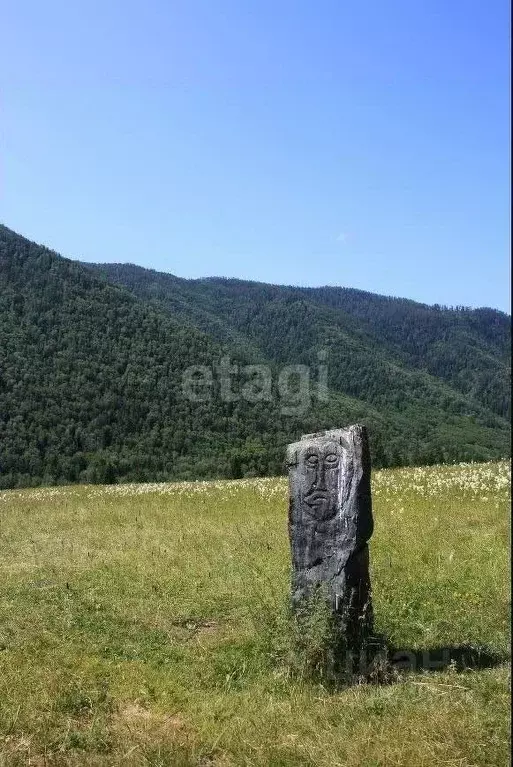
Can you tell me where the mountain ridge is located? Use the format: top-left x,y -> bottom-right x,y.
81,259 -> 510,315
0,224 -> 510,489
82,258 -> 511,420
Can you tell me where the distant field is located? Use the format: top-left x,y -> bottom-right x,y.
0,461 -> 510,766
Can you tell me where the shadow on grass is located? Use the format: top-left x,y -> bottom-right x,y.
385,643 -> 509,673
348,636 -> 510,683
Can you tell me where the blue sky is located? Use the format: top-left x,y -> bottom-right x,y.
1,0 -> 510,311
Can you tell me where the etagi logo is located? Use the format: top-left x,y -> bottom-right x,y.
182,351 -> 329,415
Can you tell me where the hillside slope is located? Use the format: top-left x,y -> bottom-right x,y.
86,263 -> 511,420
0,224 -> 510,488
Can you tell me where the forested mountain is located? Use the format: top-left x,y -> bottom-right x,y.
86,263 -> 511,420
0,224 -> 510,489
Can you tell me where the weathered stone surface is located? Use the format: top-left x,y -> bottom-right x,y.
286,424 -> 373,640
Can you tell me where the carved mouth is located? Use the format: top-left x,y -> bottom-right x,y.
304,491 -> 328,507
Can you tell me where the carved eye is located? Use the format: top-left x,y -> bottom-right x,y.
305,454 -> 318,467
324,453 -> 338,466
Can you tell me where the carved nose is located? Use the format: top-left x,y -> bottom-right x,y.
315,462 -> 327,491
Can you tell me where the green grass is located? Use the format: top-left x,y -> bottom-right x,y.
0,461 -> 510,766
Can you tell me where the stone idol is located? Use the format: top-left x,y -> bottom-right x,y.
286,425 -> 373,642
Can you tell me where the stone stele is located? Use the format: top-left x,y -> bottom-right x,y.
286,424 -> 373,638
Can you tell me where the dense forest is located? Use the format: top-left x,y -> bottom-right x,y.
0,224 -> 510,489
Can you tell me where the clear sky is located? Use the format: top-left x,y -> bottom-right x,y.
1,0 -> 510,311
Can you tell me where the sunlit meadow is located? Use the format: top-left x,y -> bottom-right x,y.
0,461 -> 510,766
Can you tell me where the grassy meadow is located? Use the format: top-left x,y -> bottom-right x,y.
0,461 -> 510,766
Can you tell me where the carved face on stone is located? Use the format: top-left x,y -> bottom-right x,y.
299,439 -> 345,521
